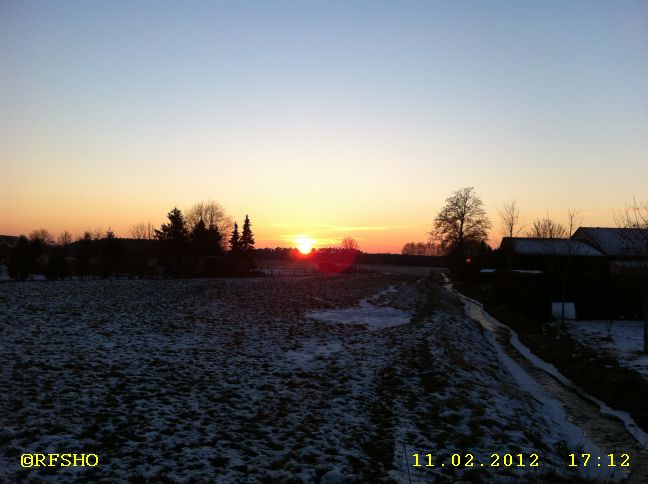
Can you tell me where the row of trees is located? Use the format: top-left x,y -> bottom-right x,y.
131,200 -> 233,248
8,229 -> 122,280
6,200 -> 256,279
428,187 -> 587,261
498,200 -> 583,239
401,241 -> 441,256
120,204 -> 256,276
409,187 -> 607,263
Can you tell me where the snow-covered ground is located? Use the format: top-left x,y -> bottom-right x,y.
0,275 -> 622,482
566,320 -> 648,381
308,286 -> 411,330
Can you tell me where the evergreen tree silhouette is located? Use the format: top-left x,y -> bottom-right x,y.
240,215 -> 255,252
229,222 -> 241,253
239,214 -> 256,272
226,222 -> 242,275
155,207 -> 188,242
155,207 -> 188,274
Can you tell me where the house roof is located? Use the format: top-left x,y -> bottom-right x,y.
572,227 -> 648,257
501,237 -> 604,256
0,235 -> 20,248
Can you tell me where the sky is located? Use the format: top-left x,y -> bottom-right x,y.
2,0 -> 647,253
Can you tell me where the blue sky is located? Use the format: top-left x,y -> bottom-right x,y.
2,1 -> 647,251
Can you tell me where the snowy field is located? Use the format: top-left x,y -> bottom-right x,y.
566,320 -> 648,381
0,275 -> 616,482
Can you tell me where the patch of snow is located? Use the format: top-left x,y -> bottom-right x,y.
566,320 -> 648,383
307,287 -> 411,330
320,470 -> 346,483
308,302 -> 410,329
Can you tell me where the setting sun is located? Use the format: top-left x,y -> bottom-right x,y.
295,236 -> 315,255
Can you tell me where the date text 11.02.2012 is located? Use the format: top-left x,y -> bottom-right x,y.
411,453 -> 539,468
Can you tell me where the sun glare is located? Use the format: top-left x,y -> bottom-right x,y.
295,236 -> 315,255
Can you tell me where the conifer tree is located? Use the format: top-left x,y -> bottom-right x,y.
155,207 -> 189,273
229,222 -> 240,253
155,207 -> 188,242
240,215 -> 255,252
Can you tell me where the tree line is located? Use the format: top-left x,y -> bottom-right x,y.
5,200 -> 256,279
402,186 -> 647,273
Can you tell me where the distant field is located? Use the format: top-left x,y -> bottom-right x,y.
0,275 -> 614,482
356,264 -> 445,275
256,259 -> 442,276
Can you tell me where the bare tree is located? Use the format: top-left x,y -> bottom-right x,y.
29,229 -> 55,245
185,200 -> 233,250
186,200 -> 231,230
498,199 -> 523,238
559,209 -> 583,327
402,242 -> 416,255
130,221 -> 155,240
90,227 -> 104,240
340,236 -> 360,251
526,214 -> 567,239
614,197 -> 648,232
57,231 -> 73,246
402,241 -> 439,256
567,208 -> 583,237
432,187 -> 491,257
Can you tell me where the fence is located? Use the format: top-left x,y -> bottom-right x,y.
259,266 -> 318,277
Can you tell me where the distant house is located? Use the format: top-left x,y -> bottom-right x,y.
0,235 -> 19,266
572,227 -> 648,276
498,237 -> 606,275
474,227 -> 648,321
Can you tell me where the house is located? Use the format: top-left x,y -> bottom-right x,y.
0,235 -> 19,266
498,237 -> 606,275
572,227 -> 648,276
480,228 -> 648,321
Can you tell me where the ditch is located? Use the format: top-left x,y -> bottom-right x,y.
457,290 -> 648,483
